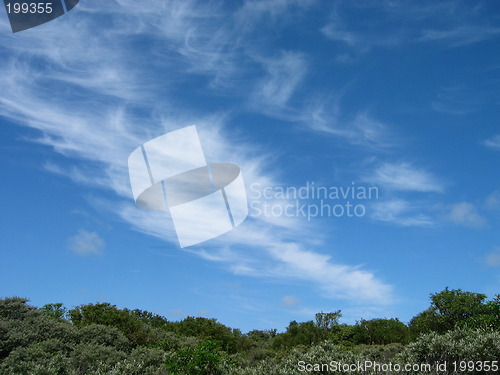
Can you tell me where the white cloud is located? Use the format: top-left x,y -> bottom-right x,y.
485,191 -> 500,211
484,247 -> 500,267
251,51 -> 308,109
431,86 -> 481,115
322,22 -> 403,57
281,295 -> 300,307
483,135 -> 500,150
446,202 -> 487,228
172,219 -> 394,305
371,199 -> 434,227
303,98 -> 393,150
0,0 -> 393,308
236,0 -> 314,27
418,26 -> 500,47
369,163 -> 444,193
321,2 -> 500,58
372,198 -> 491,229
350,113 -> 392,148
204,227 -> 394,305
321,20 -> 359,47
320,3 -> 413,56
268,242 -> 392,304
0,64 -> 393,304
68,230 -> 105,256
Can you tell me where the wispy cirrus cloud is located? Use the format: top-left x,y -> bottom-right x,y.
302,96 -> 394,150
321,1 -> 500,59
418,25 -> 500,47
196,230 -> 393,305
235,0 -> 314,28
432,86 -> 483,115
267,242 -> 392,304
370,193 -> 494,229
321,12 -> 402,53
483,135 -> 500,150
250,51 -> 308,111
0,0 -> 393,308
370,198 -> 436,227
368,162 -> 444,193
320,2 -> 422,57
370,199 -> 434,227
370,196 -> 496,229
118,201 -> 394,305
365,162 -> 445,227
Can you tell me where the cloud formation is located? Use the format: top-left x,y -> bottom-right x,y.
321,1 -> 500,55
371,199 -> 434,227
369,163 -> 444,193
281,295 -> 300,307
484,247 -> 500,267
68,230 -> 105,256
302,98 -> 394,151
483,135 -> 500,150
251,51 -> 307,109
0,0 -> 393,308
446,202 -> 487,228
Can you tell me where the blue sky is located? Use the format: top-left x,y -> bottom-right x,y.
0,0 -> 499,333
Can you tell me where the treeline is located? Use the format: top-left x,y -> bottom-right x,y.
0,288 -> 499,374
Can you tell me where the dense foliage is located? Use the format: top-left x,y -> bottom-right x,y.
0,288 -> 498,374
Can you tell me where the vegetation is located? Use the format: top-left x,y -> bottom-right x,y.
0,288 -> 498,374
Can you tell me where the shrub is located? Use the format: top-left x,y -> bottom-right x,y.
0,339 -> 70,375
396,327 -> 500,374
78,324 -> 130,351
166,340 -> 230,375
68,343 -> 127,375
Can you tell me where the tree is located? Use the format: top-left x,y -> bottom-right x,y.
247,329 -> 276,342
69,303 -> 152,346
353,318 -> 409,345
314,310 -> 342,332
470,295 -> 500,329
431,288 -> 486,328
0,297 -> 34,320
328,324 -> 358,346
128,308 -> 173,329
272,320 -> 323,349
41,303 -> 67,320
165,340 -> 228,375
174,316 -> 239,353
409,288 -> 499,337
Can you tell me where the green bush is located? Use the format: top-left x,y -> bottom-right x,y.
396,327 -> 500,374
0,309 -> 78,360
69,343 -> 127,375
352,318 -> 409,345
166,340 -> 230,375
0,339 -> 70,375
409,288 -> 500,337
78,324 -> 130,351
69,303 -> 153,347
0,294 -> 498,375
